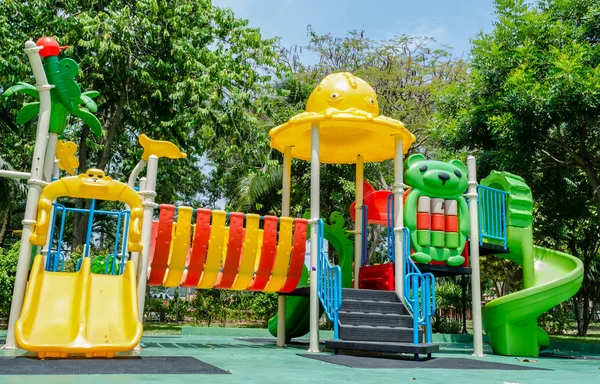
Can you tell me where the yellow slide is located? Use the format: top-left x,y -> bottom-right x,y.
15,255 -> 142,358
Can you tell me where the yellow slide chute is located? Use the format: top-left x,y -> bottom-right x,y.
15,256 -> 142,358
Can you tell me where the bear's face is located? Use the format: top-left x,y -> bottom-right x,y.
404,154 -> 468,199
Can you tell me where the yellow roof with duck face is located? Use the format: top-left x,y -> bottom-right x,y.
269,72 -> 416,164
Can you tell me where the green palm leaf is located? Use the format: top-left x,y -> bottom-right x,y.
79,94 -> 98,112
16,102 -> 40,124
2,82 -> 39,100
72,108 -> 103,136
81,90 -> 100,99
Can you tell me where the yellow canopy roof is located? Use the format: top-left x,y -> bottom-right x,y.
269,72 -> 415,164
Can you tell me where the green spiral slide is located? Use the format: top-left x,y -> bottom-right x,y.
481,172 -> 584,357
268,212 -> 354,341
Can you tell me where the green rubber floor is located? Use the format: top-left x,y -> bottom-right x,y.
1,329 -> 599,384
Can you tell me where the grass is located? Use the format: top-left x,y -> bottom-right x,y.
143,323 -> 182,335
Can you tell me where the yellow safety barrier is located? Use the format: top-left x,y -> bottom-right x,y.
197,210 -> 227,288
263,217 -> 294,292
230,214 -> 261,290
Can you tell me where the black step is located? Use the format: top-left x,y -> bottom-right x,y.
325,339 -> 439,356
342,288 -> 398,302
338,311 -> 414,328
339,324 -> 421,343
341,299 -> 408,315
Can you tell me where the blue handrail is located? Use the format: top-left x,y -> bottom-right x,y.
477,185 -> 508,249
361,205 -> 369,266
402,228 -> 436,344
386,194 -> 435,344
316,219 -> 342,339
386,193 -> 395,262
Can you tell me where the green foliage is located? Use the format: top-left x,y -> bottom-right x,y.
480,255 -> 523,298
432,316 -> 462,334
436,0 -> 600,335
538,303 -> 570,335
0,242 -> 20,317
251,292 -> 278,327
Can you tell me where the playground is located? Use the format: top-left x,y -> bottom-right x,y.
1,328 -> 600,383
1,0 -> 600,381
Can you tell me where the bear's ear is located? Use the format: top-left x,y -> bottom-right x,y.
450,159 -> 467,175
405,154 -> 426,169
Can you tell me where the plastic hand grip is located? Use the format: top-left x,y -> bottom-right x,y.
30,198 -> 53,246
128,207 -> 144,252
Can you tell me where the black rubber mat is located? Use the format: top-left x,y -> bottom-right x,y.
539,352 -> 600,361
0,356 -> 229,375
299,354 -> 550,370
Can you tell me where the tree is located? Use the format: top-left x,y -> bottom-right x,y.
251,292 -> 278,327
0,0 -> 283,248
436,0 -> 600,334
0,242 -> 20,317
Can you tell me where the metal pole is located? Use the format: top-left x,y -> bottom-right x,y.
42,162 -> 60,266
127,159 -> 147,188
354,154 -> 363,289
136,159 -> 158,325
393,135 -> 405,300
461,274 -> 468,334
42,134 -> 58,182
4,41 -> 53,349
308,124 -> 320,353
467,155 -> 484,356
277,146 -> 292,347
0,170 -> 31,179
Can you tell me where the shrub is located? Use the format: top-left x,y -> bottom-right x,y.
0,242 -> 20,317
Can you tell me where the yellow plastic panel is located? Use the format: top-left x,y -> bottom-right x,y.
15,256 -> 142,358
85,261 -> 143,357
197,210 -> 226,288
230,214 -> 261,290
268,72 -> 416,164
139,134 -> 187,161
162,206 -> 193,287
263,217 -> 294,292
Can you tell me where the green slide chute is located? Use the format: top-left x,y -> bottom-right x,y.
268,212 -> 353,341
481,171 -> 583,356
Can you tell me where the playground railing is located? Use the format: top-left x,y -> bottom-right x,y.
361,205 -> 369,265
477,185 -> 508,249
386,193 -> 435,344
386,193 -> 396,262
403,228 -> 436,344
317,218 -> 342,339
46,201 -> 131,274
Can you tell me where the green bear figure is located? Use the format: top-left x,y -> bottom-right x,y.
403,154 -> 470,267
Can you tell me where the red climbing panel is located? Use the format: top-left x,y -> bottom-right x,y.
180,208 -> 212,288
148,220 -> 159,267
147,204 -> 175,286
279,218 -> 308,293
248,216 -> 278,291
214,212 -> 245,289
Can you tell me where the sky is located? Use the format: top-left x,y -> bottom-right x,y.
212,0 -> 498,59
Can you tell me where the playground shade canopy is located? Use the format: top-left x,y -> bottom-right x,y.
269,72 -> 415,164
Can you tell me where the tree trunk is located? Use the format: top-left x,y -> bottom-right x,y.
72,125 -> 91,249
96,94 -> 126,171
0,209 -> 9,245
